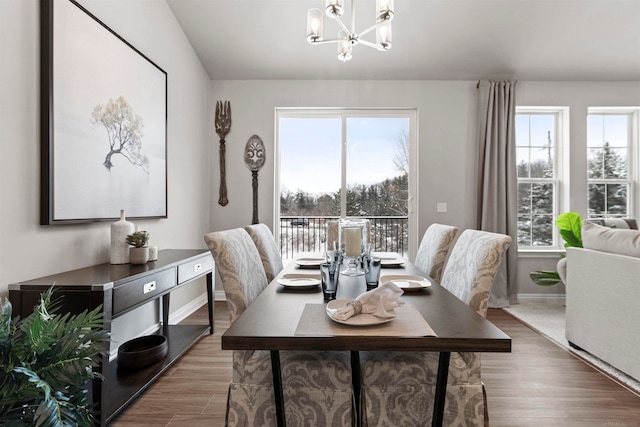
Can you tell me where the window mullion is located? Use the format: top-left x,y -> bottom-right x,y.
340,114 -> 347,217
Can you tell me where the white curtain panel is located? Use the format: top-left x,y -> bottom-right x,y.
476,80 -> 519,307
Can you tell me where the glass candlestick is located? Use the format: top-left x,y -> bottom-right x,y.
338,218 -> 367,276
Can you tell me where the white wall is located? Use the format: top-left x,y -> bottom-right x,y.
210,80 -> 479,238
211,80 -> 640,297
0,0 -> 212,346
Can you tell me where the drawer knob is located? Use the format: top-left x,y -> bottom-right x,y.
143,281 -> 156,294
193,263 -> 202,273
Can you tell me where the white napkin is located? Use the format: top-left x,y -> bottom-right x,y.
327,282 -> 405,321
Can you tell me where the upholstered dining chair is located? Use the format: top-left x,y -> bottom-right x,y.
245,223 -> 284,283
359,229 -> 512,427
413,223 -> 459,282
326,218 -> 372,251
204,228 -> 355,427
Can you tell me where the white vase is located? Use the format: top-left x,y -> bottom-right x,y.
129,247 -> 149,265
110,210 -> 135,264
148,246 -> 158,262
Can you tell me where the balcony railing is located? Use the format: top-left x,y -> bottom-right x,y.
278,216 -> 408,260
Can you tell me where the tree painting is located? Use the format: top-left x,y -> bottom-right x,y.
91,96 -> 149,173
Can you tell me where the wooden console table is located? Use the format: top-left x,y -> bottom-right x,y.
8,249 -> 214,426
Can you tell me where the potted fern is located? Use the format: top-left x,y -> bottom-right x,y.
126,230 -> 150,264
0,287 -> 107,426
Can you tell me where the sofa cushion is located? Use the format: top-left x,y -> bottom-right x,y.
582,221 -> 640,258
589,218 -> 638,230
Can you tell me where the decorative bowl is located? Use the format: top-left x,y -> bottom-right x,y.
117,334 -> 168,369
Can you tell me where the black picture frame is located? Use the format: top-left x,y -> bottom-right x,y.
40,0 -> 168,225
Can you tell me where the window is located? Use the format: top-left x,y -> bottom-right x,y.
516,108 -> 567,249
587,109 -> 637,219
276,109 -> 417,258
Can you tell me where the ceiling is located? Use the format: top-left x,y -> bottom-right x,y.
166,0 -> 640,81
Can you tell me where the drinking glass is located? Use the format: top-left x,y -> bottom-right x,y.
320,262 -> 340,301
364,256 -> 382,291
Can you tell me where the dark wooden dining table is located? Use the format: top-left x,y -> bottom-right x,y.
222,254 -> 511,427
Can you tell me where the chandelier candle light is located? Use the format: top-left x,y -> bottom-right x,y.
307,0 -> 394,62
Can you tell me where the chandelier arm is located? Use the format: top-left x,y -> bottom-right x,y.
358,39 -> 380,49
332,15 -> 351,35
309,38 -> 342,45
359,20 -> 386,38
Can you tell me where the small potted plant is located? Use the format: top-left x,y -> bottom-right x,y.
126,230 -> 150,264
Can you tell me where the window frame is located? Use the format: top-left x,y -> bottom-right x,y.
274,108 -> 419,258
586,108 -> 639,221
515,106 -> 569,252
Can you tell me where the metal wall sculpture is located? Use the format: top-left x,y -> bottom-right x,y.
214,100 -> 231,206
244,135 -> 265,224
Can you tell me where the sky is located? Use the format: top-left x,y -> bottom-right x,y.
279,116 -> 409,195
280,112 -> 628,196
516,112 -> 629,176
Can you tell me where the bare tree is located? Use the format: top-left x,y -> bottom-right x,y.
92,96 -> 148,172
392,129 -> 409,175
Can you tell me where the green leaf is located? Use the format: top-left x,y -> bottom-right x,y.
0,286 -> 105,426
556,212 -> 583,244
530,270 -> 562,286
559,229 -> 583,248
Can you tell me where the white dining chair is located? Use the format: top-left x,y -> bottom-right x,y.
204,228 -> 356,427
413,223 -> 459,282
359,229 -> 512,427
245,223 -> 284,283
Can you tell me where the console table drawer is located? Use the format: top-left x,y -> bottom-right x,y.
178,254 -> 213,284
113,268 -> 177,316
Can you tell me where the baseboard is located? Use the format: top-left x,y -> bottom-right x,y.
168,293 -> 208,324
517,293 -> 566,300
215,290 -> 226,301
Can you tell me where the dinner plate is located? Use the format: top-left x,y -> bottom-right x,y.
373,252 -> 406,267
295,256 -> 325,267
326,299 -> 396,326
277,273 -> 321,288
381,274 -> 431,290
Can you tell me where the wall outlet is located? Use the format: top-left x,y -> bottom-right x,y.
437,202 -> 447,213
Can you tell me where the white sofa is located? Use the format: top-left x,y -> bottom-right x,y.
565,221 -> 640,382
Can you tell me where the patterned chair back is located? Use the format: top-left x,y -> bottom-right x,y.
245,223 -> 284,283
204,228 -> 269,323
413,223 -> 459,282
440,229 -> 512,318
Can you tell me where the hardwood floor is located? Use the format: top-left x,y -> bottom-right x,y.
109,302 -> 232,427
484,309 -> 640,427
109,303 -> 640,426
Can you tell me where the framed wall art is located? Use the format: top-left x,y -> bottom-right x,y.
40,0 -> 167,224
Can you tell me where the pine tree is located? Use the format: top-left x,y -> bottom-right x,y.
588,142 -> 628,217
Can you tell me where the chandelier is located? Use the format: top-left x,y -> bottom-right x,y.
306,0 -> 394,62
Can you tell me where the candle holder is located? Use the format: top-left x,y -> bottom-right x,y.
338,218 -> 367,276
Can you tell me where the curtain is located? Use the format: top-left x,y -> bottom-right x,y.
476,80 -> 518,307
